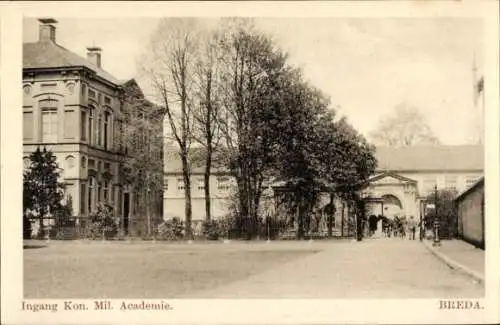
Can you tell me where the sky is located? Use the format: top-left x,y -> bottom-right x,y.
23,17 -> 484,145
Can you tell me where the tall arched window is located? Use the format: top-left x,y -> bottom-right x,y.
103,180 -> 109,203
97,181 -> 102,205
40,98 -> 59,143
81,109 -> 87,141
88,176 -> 95,213
97,113 -> 102,147
88,106 -> 95,145
81,83 -> 87,99
81,156 -> 87,171
65,155 -> 75,169
104,111 -> 110,150
80,182 -> 86,215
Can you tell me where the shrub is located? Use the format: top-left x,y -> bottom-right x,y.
216,215 -> 237,239
202,220 -> 219,240
86,203 -> 118,240
156,217 -> 184,241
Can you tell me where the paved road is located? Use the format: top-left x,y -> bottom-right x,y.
187,238 -> 484,298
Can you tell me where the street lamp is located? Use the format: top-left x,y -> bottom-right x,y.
419,200 -> 424,242
432,184 -> 441,247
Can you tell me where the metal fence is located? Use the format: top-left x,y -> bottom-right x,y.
25,214 -> 357,241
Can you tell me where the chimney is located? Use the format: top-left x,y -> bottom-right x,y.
39,18 -> 58,42
86,47 -> 102,68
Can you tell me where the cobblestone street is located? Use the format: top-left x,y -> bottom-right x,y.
188,239 -> 484,298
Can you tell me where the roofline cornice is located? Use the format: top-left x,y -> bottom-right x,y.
376,169 -> 484,174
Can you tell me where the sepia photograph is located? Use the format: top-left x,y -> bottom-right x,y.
21,15 -> 486,299
2,1 -> 499,324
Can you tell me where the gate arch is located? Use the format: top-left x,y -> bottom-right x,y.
381,194 -> 403,218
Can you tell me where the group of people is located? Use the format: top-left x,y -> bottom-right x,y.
383,216 -> 420,240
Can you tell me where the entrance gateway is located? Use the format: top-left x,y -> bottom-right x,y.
362,171 -> 420,236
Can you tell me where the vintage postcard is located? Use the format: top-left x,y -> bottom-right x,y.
1,1 -> 499,324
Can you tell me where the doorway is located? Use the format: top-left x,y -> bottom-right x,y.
381,194 -> 403,218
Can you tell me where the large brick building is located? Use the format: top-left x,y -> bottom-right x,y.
23,18 -> 162,233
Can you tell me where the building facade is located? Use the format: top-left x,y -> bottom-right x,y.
164,145 -> 484,233
23,19 -> 162,233
364,145 -> 483,222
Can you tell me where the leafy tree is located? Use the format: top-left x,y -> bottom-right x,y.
271,77 -> 332,239
278,118 -> 377,239
272,77 -> 377,239
369,103 -> 440,147
23,147 -> 65,239
215,19 -> 293,238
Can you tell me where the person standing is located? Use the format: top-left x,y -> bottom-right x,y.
409,216 -> 416,240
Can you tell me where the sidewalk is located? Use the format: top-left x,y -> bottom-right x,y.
422,239 -> 485,283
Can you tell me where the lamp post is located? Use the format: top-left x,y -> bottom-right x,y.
432,184 -> 441,247
419,200 -> 423,241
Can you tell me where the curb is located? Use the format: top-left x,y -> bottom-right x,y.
422,240 -> 485,284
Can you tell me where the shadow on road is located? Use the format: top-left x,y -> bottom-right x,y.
23,244 -> 47,249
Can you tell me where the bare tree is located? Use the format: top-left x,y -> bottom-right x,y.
141,18 -> 200,238
369,103 -> 440,147
116,80 -> 164,237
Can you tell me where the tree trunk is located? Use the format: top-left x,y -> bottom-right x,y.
38,205 -> 47,239
356,201 -> 364,241
181,155 -> 192,239
237,162 -> 253,239
204,145 -> 212,223
235,175 -> 247,238
297,194 -> 305,240
146,193 -> 151,238
253,185 -> 262,240
327,193 -> 334,237
341,202 -> 345,237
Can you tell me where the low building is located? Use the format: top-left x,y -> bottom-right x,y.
455,177 -> 485,249
23,18 -> 162,234
163,145 -> 484,234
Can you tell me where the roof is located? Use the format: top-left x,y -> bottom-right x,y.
164,146 -> 227,174
375,145 -> 483,172
369,171 -> 417,183
165,145 -> 484,174
23,40 -> 121,85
